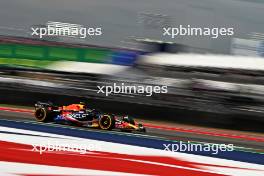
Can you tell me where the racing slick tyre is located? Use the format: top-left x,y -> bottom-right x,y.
138,123 -> 146,133
99,115 -> 115,130
34,108 -> 51,122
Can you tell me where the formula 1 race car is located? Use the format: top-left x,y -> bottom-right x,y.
34,102 -> 146,132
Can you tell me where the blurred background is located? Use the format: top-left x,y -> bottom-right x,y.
1,0 -> 264,132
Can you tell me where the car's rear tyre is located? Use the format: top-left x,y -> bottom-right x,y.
34,108 -> 51,122
138,123 -> 146,133
99,115 -> 115,130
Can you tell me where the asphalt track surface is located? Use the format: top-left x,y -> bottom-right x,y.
0,108 -> 263,153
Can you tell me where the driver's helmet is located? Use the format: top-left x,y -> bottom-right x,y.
123,116 -> 129,122
123,115 -> 135,125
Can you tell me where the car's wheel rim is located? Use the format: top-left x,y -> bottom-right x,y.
99,116 -> 111,129
35,109 -> 46,121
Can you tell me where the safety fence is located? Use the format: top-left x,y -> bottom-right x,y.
0,43 -> 139,67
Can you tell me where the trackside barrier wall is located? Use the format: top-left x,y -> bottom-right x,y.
0,43 -> 138,66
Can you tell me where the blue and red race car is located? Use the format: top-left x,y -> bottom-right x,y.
34,102 -> 146,132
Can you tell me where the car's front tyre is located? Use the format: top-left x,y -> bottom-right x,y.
99,115 -> 115,130
34,108 -> 51,122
